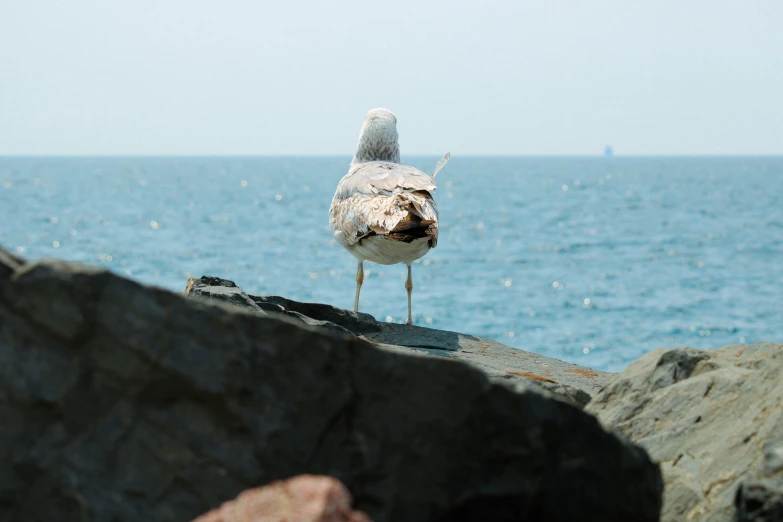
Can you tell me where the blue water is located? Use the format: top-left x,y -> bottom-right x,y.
2,156 -> 782,372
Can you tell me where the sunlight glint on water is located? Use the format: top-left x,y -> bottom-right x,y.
2,156 -> 782,372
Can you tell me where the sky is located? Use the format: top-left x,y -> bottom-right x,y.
1,0 -> 782,156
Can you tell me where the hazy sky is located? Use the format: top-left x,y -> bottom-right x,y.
2,1 -> 782,155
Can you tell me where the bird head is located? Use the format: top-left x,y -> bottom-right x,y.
351,108 -> 401,166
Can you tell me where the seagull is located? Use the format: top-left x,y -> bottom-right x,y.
329,108 -> 450,325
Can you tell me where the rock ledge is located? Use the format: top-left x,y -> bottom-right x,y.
0,248 -> 662,522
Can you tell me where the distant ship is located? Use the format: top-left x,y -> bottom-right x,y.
603,145 -> 614,157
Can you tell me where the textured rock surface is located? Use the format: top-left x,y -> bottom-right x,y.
185,276 -> 611,408
587,344 -> 783,522
0,247 -> 662,522
192,475 -> 371,522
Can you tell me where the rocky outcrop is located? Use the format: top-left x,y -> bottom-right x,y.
192,475 -> 371,522
0,247 -> 662,522
185,276 -> 611,408
587,344 -> 783,522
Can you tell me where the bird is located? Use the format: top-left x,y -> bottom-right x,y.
329,108 -> 449,325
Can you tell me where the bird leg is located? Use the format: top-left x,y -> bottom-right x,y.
354,260 -> 364,313
406,264 -> 413,325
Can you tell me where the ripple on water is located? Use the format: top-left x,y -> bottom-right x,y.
2,156 -> 782,372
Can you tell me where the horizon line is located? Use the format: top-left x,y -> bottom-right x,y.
2,153 -> 783,159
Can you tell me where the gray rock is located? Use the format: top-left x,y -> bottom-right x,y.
185,276 -> 268,314
252,294 -> 380,335
0,248 -> 22,280
588,344 -> 783,522
186,276 -> 357,336
735,478 -> 783,522
0,247 -> 662,522
186,275 -> 611,408
364,324 -> 605,408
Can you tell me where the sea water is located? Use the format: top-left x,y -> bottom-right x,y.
2,156 -> 781,372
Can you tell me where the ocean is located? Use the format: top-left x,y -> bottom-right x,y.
2,156 -> 781,372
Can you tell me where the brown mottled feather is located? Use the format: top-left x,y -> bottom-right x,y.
329,162 -> 439,250
381,192 -> 437,244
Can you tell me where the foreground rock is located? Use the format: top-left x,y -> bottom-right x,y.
192,475 -> 371,522
587,344 -> 783,522
185,276 -> 611,408
0,247 -> 662,521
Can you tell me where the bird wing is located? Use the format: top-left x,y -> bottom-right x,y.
334,161 -> 436,198
329,162 -> 439,247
